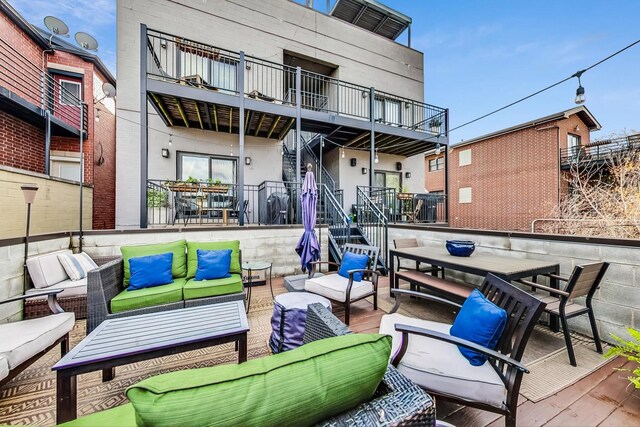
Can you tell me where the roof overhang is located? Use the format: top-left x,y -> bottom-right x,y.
330,0 -> 411,40
453,106 -> 602,149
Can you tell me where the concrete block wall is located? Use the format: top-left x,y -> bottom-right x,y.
389,225 -> 640,343
75,225 -> 328,278
0,236 -> 71,322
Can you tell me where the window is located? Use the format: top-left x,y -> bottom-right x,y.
459,149 -> 472,166
459,187 -> 472,204
60,80 -> 81,105
51,156 -> 81,181
567,134 -> 581,156
179,51 -> 237,92
429,157 -> 444,172
178,152 -> 237,184
374,97 -> 401,126
374,171 -> 401,191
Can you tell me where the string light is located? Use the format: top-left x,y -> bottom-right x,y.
435,143 -> 441,155
341,147 -> 345,158
574,70 -> 585,104
95,108 -> 100,123
374,149 -> 379,164
230,144 -> 233,156
168,134 -> 173,146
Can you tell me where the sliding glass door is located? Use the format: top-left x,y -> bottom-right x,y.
178,152 -> 237,184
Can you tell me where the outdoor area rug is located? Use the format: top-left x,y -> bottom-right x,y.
520,331 -> 611,402
0,296 -> 276,426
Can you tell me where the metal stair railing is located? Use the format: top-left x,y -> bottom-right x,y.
303,137 -> 337,195
282,144 -> 298,183
356,186 -> 388,272
319,183 -> 350,261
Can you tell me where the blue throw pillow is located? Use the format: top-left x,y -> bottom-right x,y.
195,249 -> 232,281
449,288 -> 507,366
129,253 -> 174,291
338,251 -> 370,282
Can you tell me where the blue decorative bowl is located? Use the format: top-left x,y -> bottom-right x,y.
446,240 -> 475,257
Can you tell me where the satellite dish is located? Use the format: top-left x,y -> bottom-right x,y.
44,16 -> 69,37
102,82 -> 117,98
75,32 -> 99,51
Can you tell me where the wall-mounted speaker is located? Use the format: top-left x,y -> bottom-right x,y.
350,158 -> 357,167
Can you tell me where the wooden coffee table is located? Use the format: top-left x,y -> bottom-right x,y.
52,301 -> 249,423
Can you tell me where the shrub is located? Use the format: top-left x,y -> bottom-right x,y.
605,327 -> 640,390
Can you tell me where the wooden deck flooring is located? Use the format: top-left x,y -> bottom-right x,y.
265,276 -> 640,427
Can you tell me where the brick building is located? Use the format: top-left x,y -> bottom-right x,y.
426,107 -> 601,231
0,0 -> 116,231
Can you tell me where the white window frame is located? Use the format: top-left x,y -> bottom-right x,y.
459,149 -> 472,166
59,79 -> 82,106
459,187 -> 472,204
50,155 -> 82,181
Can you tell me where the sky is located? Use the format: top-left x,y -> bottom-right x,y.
11,0 -> 639,143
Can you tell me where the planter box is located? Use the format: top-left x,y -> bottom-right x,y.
202,185 -> 229,194
167,183 -> 198,193
397,193 -> 413,200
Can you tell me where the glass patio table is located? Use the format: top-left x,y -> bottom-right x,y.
242,261 -> 273,312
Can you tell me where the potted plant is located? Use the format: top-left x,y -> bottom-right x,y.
167,176 -> 199,192
606,327 -> 640,395
204,178 -> 229,194
429,118 -> 442,133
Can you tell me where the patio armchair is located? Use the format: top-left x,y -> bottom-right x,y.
0,289 -> 74,387
380,274 -> 546,427
306,243 -> 380,325
516,261 -> 609,367
172,196 -> 198,225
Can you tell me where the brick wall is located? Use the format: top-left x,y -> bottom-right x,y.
424,153 -> 445,192
92,105 -> 116,229
0,110 -> 46,173
447,114 -> 594,231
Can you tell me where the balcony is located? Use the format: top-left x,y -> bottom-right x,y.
0,37 -> 88,137
560,134 -> 640,169
145,29 -> 448,157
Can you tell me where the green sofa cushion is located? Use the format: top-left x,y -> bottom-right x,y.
127,334 -> 391,427
58,403 -> 136,427
183,275 -> 243,300
187,240 -> 240,279
111,279 -> 186,313
121,240 -> 187,286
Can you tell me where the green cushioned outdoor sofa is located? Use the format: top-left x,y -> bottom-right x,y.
87,240 -> 245,333
59,304 -> 436,427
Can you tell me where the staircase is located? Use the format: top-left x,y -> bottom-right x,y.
356,186 -> 389,274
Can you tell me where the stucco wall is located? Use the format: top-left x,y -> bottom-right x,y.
0,167 -> 92,239
389,225 -> 640,344
116,0 -> 424,228
337,148 -> 425,209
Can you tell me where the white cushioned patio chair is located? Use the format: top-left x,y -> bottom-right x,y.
0,289 -> 74,387
305,243 -> 380,325
380,274 -> 546,427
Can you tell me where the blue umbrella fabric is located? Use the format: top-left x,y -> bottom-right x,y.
295,170 -> 320,273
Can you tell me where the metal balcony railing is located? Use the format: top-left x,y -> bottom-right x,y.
146,29 -> 448,134
0,38 -> 88,133
358,186 -> 447,224
560,135 -> 640,166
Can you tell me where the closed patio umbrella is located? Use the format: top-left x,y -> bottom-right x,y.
295,165 -> 320,273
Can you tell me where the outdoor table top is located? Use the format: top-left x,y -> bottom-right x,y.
53,301 -> 248,371
390,246 -> 559,278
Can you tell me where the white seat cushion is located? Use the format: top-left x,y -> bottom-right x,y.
26,278 -> 87,300
0,313 -> 75,369
0,355 -> 8,381
26,250 -> 72,289
305,274 -> 373,303
379,313 -> 506,409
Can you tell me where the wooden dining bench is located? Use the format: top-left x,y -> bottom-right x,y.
394,270 -> 473,303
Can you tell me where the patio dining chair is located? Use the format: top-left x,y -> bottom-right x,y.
380,274 -> 546,427
516,261 -> 609,367
305,243 -> 380,325
172,196 -> 198,225
406,199 -> 424,223
393,238 -> 443,278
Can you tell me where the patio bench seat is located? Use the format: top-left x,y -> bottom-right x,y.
395,270 -> 473,303
183,274 -> 243,300
0,312 -> 75,371
110,279 -> 187,314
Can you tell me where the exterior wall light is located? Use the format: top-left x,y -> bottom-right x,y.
245,156 -> 251,165
362,167 -> 368,175
405,172 -> 411,178
161,148 -> 170,158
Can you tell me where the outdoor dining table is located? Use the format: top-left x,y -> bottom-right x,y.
389,246 -> 561,330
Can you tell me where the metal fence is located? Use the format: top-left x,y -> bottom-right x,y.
146,29 -> 447,133
0,37 -> 88,132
